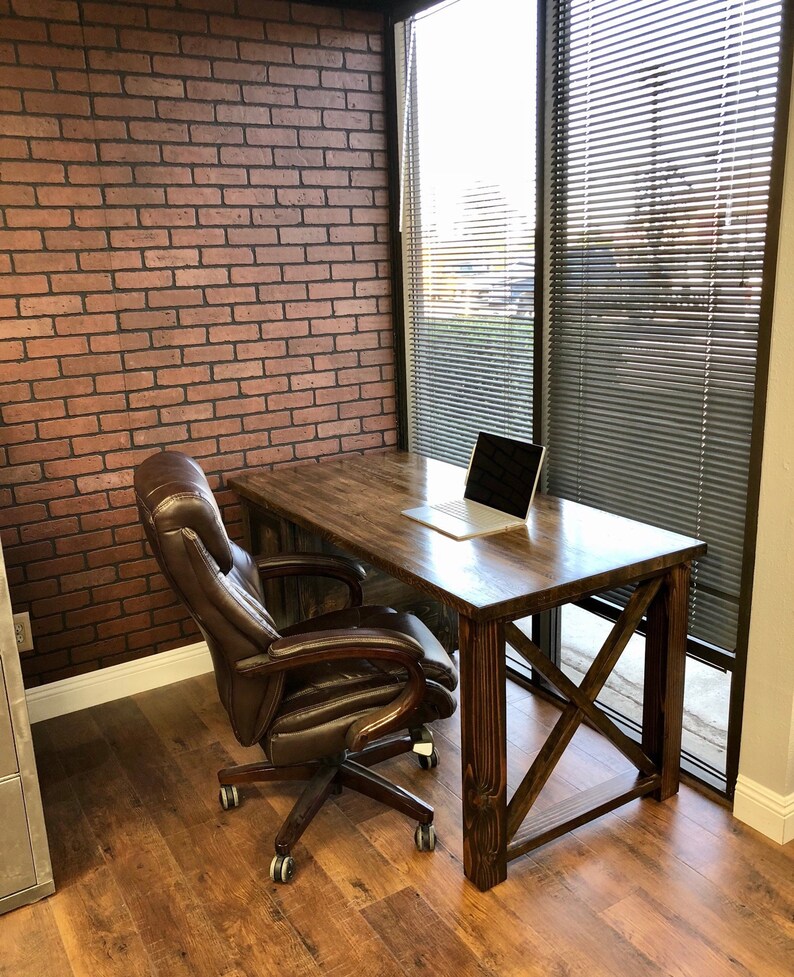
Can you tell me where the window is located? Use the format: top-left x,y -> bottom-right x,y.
396,0 -> 786,790
398,0 -> 538,466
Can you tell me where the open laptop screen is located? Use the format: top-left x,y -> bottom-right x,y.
463,433 -> 545,518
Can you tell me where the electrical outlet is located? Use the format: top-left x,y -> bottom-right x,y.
13,612 -> 33,653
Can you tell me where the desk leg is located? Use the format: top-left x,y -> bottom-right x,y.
458,615 -> 507,891
239,500 -> 254,553
643,563 -> 690,801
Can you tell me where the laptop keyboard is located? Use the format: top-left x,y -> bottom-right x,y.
433,498 -> 514,527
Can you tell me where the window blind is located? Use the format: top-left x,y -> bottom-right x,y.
546,0 -> 783,651
400,0 -> 537,466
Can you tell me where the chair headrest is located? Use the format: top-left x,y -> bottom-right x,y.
134,450 -> 233,574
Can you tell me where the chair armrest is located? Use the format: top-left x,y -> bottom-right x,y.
255,553 -> 365,607
235,628 -> 427,752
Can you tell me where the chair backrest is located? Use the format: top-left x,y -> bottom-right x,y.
134,450 -> 284,746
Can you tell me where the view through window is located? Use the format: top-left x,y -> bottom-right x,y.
399,0 -> 537,465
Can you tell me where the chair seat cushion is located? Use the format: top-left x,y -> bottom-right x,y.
280,605 -> 458,691
264,606 -> 458,766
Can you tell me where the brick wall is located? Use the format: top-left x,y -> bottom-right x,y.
0,0 -> 397,686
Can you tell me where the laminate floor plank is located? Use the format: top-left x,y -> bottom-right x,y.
4,675 -> 793,977
266,783 -> 410,910
216,803 -> 410,977
523,820 -> 638,914
164,822 -> 320,977
106,845 -> 249,977
39,710 -> 164,863
165,735 -> 408,976
268,862 -> 409,977
504,865 -> 667,977
626,799 -> 794,940
601,889 -> 752,977
31,724 -> 106,891
134,682 -> 219,758
362,886 -> 495,977
567,809 -> 794,977
49,865 -> 157,977
0,899 -> 74,977
37,708 -> 253,977
358,807 -> 606,977
91,697 -> 217,838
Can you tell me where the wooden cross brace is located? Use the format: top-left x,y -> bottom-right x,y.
503,575 -> 667,860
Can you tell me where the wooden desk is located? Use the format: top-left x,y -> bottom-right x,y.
229,451 -> 706,891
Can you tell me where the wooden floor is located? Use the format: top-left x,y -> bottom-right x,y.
2,674 -> 792,977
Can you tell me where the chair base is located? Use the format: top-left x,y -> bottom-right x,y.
217,731 -> 435,863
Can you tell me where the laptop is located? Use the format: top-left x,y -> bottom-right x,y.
402,433 -> 546,540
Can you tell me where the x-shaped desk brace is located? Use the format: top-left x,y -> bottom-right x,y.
503,574 -> 672,859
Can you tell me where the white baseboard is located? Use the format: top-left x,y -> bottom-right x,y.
733,774 -> 794,845
25,641 -> 213,724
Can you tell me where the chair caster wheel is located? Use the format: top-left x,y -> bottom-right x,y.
414,823 -> 436,852
270,854 -> 295,883
218,785 -> 239,810
411,725 -> 435,757
417,748 -> 439,770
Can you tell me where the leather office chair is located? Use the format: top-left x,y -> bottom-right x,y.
134,450 -> 458,882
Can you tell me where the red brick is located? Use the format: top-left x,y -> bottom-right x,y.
0,16 -> 47,41
179,308 -> 232,329
31,139 -> 97,162
74,207 -> 137,229
148,7 -> 208,33
128,120 -> 188,142
139,207 -> 196,227
294,47 -> 344,69
0,64 -> 54,89
158,404 -> 212,425
19,295 -> 83,318
61,120 -> 125,144
94,95 -> 156,118
15,473 -> 77,504
25,91 -> 90,116
229,267 -> 280,286
163,145 -> 219,165
125,76 -> 184,98
51,272 -> 114,293
44,229 -> 109,251
44,455 -> 103,478
144,248 -> 199,268
157,99 -> 215,123
0,160 -> 64,184
185,79 -> 241,102
101,409 -> 157,432
0,273 -> 49,296
0,185 -> 35,208
148,288 -> 203,308
33,407 -> 93,438
89,49 -> 151,73
68,163 -> 132,184
174,267 -> 228,288
152,55 -> 211,78
119,29 -> 179,54
56,66 -> 120,92
135,165 -> 193,185
114,269 -> 172,290
56,313 -> 117,336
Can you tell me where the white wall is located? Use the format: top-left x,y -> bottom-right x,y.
734,79 -> 794,845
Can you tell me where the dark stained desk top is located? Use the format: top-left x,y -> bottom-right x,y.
229,451 -> 707,623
